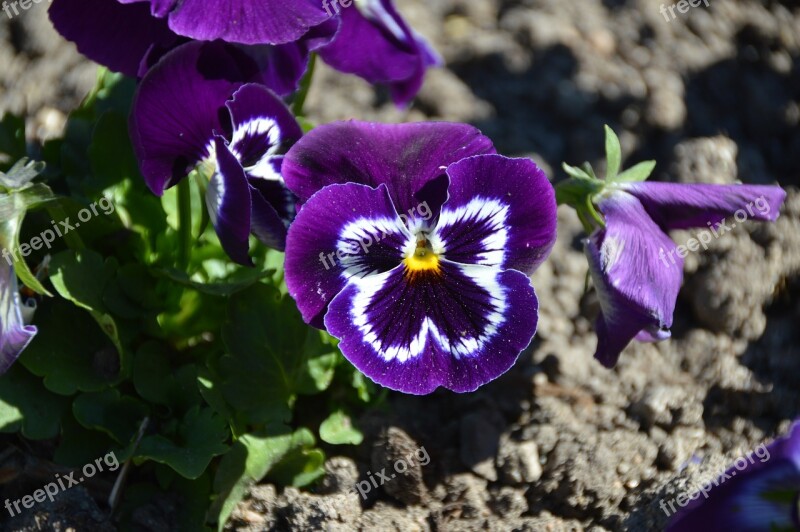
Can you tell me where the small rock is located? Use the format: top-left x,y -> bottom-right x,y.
497,436 -> 543,485
371,427 -> 427,505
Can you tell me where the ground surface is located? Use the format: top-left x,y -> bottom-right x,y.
1,0 -> 799,530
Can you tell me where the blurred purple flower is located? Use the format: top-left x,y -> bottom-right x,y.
129,41 -> 304,264
282,121 -> 556,394
666,421 -> 800,531
586,182 -> 786,367
0,261 -> 37,375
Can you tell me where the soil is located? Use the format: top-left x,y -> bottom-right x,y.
1,0 -> 799,531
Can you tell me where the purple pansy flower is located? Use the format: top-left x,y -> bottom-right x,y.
586,181 -> 786,367
0,262 -> 37,375
318,0 -> 441,106
49,0 -> 334,80
282,121 -> 557,394
129,41 -> 303,264
666,421 -> 800,531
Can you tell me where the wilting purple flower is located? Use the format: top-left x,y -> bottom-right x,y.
282,122 -> 557,394
586,182 -> 786,367
318,0 -> 441,106
666,421 -> 800,531
0,262 -> 37,375
129,41 -> 303,264
49,0 -> 334,79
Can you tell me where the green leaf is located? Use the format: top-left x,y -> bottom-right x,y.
562,162 -> 592,180
73,389 -> 149,445
49,249 -> 128,376
612,160 -> 657,183
157,267 -> 275,297
133,342 -> 202,411
319,410 -> 363,446
0,365 -> 68,440
219,284 -> 338,425
55,412 -> 119,467
136,406 -> 229,479
266,447 -> 325,488
604,124 -> 622,180
20,298 -> 121,395
210,427 -> 317,530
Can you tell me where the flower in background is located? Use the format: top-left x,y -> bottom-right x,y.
558,126 -> 786,368
318,0 -> 441,106
666,421 -> 800,531
282,121 -> 557,394
0,259 -> 37,376
129,41 -> 303,265
49,0 -> 335,79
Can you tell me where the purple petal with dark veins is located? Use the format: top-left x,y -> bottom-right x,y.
667,421 -> 800,532
130,41 -> 288,195
324,260 -> 538,394
435,155 -> 557,274
249,175 -> 291,252
586,191 -> 683,368
621,181 -> 787,231
285,182 -> 410,328
49,0 -> 179,77
153,0 -> 333,45
0,263 -> 37,375
282,121 -> 495,215
206,137 -> 253,266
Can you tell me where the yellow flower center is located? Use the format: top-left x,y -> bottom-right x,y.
404,235 -> 440,278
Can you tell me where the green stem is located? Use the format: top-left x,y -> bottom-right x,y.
292,53 -> 316,116
176,178 -> 192,271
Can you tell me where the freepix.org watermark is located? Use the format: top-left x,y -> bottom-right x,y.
659,443 -> 771,517
2,197 -> 115,266
4,451 -> 120,517
2,0 -> 51,20
318,201 -> 433,271
658,194 -> 772,268
350,446 -> 430,500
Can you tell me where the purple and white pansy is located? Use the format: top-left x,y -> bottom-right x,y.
585,181 -> 786,368
282,121 -> 557,394
129,41 -> 303,264
0,262 -> 37,376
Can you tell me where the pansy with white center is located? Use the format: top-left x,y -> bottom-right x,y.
129,41 -> 304,265
283,122 -> 557,394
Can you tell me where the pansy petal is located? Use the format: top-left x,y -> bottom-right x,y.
49,0 -> 179,77
285,183 -> 410,328
226,84 -> 303,180
160,0 -> 332,45
130,41 -> 274,195
282,121 -> 496,214
587,191 -> 683,368
206,138 -> 253,266
0,263 -> 37,375
433,155 -> 557,274
621,182 -> 786,230
324,260 -> 538,394
249,182 -> 289,252
320,0 -> 440,106
667,422 -> 800,532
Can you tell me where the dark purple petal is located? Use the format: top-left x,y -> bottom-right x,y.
667,422 -> 800,532
206,138 -> 253,266
586,191 -> 683,368
323,260 -> 538,394
319,0 -> 439,105
285,183 -> 409,328
621,181 -> 787,231
232,43 -> 311,97
282,121 -> 495,215
249,177 -> 290,252
130,41 -> 286,195
158,0 -> 332,45
0,263 -> 37,375
49,0 -> 179,77
435,155 -> 557,275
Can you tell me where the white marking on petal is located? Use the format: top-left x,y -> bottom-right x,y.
336,216 -> 410,279
230,117 -> 283,181
432,197 -> 510,266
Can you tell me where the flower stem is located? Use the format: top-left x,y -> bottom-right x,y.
292,53 -> 317,116
176,178 -> 192,271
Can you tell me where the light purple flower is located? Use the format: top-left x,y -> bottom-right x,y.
318,0 -> 441,106
587,182 -> 786,367
666,421 -> 800,531
0,261 -> 37,375
282,122 -> 557,394
129,41 -> 303,264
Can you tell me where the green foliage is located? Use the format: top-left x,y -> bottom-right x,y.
0,72 -> 374,530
